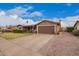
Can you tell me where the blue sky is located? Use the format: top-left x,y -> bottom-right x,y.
0,3 -> 79,19
0,3 -> 79,27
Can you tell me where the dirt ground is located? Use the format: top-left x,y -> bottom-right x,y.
0,32 -> 79,56
38,32 -> 79,56
0,34 -> 53,56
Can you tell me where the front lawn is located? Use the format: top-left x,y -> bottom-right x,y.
0,32 -> 31,40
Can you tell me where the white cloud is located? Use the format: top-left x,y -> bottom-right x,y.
52,16 -> 79,28
0,13 -> 35,26
0,10 -> 25,26
30,11 -> 43,17
6,6 -> 33,18
9,14 -> 18,19
60,16 -> 79,27
6,6 -> 27,17
61,21 -> 69,28
20,19 -> 35,25
26,6 -> 33,10
0,5 -> 44,26
0,15 -> 22,26
52,18 -> 69,28
0,11 -> 6,16
6,6 -> 43,19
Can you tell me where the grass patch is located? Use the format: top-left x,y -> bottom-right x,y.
0,32 -> 32,40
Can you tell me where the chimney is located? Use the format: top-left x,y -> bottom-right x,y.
59,20 -> 61,26
59,20 -> 62,32
26,20 -> 28,24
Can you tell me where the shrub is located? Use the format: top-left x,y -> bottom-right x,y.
72,30 -> 79,36
12,29 -> 25,33
66,27 -> 74,32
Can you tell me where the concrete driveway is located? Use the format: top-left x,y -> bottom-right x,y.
0,34 -> 53,56
38,32 -> 79,56
0,32 -> 79,56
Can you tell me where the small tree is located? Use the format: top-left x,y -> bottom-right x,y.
66,27 -> 74,32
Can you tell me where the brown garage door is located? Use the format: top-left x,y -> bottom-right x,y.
38,26 -> 54,34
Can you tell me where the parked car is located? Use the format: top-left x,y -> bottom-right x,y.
1,29 -> 12,32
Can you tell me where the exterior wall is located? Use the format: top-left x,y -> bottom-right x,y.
75,22 -> 79,30
36,21 -> 60,34
56,25 -> 60,33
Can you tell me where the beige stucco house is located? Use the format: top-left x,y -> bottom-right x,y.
17,20 -> 61,34
74,21 -> 79,30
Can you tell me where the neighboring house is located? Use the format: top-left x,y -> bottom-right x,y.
74,21 -> 79,30
17,20 -> 61,34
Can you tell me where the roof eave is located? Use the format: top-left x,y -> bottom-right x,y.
35,20 -> 60,26
74,21 -> 79,27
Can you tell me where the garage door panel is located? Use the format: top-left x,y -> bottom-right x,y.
38,26 -> 54,34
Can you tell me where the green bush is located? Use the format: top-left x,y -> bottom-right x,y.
66,27 -> 74,32
12,29 -> 25,33
12,29 -> 32,33
72,30 -> 79,36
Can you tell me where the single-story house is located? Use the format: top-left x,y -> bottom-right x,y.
74,21 -> 79,30
17,20 -> 61,34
